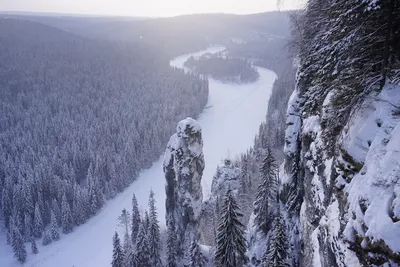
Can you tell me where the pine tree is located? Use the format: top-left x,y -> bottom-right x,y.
112,232 -> 124,267
42,229 -> 52,246
61,193 -> 73,234
31,238 -> 38,254
134,223 -> 151,267
215,189 -> 248,267
51,210 -> 60,241
118,208 -> 131,238
262,206 -> 289,267
254,147 -> 278,235
148,190 -> 162,267
189,238 -> 206,267
166,221 -> 177,267
131,193 -> 140,245
12,226 -> 27,263
33,203 -> 43,238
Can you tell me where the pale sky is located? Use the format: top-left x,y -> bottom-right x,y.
0,0 -> 299,17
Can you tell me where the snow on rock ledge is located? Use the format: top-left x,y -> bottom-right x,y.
164,117 -> 205,264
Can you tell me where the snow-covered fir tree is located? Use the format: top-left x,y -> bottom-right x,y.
122,232 -> 132,265
215,188 -> 248,267
254,147 -> 278,235
12,226 -> 27,263
24,212 -> 32,242
143,211 -> 150,234
262,205 -> 289,267
188,237 -> 207,267
133,222 -> 151,267
42,230 -> 52,246
131,193 -> 140,246
51,210 -> 60,241
112,232 -> 124,267
31,238 -> 38,254
61,193 -> 73,234
148,190 -> 162,267
166,221 -> 178,267
33,203 -> 43,238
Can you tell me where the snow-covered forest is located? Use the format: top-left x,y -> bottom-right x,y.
0,18 -> 208,256
184,53 -> 259,84
3,0 -> 399,266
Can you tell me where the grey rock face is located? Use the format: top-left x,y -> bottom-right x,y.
164,118 -> 205,265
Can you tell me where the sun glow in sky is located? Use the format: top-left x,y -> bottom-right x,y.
0,0 -> 299,17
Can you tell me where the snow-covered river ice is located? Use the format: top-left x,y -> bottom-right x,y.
0,46 -> 277,267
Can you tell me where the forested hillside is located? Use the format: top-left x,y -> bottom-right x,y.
184,53 -> 259,84
0,18 -> 208,257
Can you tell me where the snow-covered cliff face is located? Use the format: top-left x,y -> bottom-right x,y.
199,159 -> 241,245
164,118 -> 205,263
282,84 -> 400,266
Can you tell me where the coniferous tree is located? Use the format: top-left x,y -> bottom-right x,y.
122,232 -> 132,264
118,208 -> 131,238
61,193 -> 73,234
12,226 -> 27,263
131,193 -> 141,246
148,190 -> 162,267
42,229 -> 52,246
215,189 -> 248,267
262,206 -> 289,267
51,210 -> 60,241
166,221 -> 177,267
24,212 -> 32,241
33,203 -> 43,238
189,238 -> 207,267
143,211 -> 150,234
52,198 -> 61,226
254,147 -> 278,235
31,238 -> 38,254
112,232 -> 124,267
134,223 -> 151,267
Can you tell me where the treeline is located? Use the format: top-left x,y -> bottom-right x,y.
0,18 -> 208,262
184,53 -> 260,84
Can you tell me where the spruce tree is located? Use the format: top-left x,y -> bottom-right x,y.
131,193 -> 140,246
33,203 -> 43,238
112,232 -> 124,267
42,229 -> 52,246
166,221 -> 177,267
189,238 -> 206,267
31,238 -> 39,254
215,189 -> 248,267
148,190 -> 162,267
12,226 -> 27,263
134,223 -> 151,267
262,206 -> 289,267
51,210 -> 60,241
254,147 -> 278,235
61,193 -> 73,234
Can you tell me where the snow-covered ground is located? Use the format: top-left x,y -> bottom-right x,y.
0,46 -> 276,267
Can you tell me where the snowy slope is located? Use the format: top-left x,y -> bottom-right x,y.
0,46 -> 276,267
